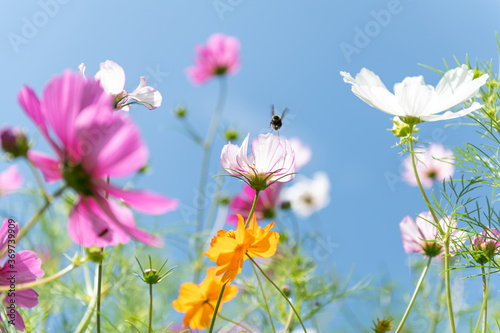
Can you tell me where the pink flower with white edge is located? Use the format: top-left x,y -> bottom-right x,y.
0,218 -> 44,331
227,183 -> 282,225
288,137 -> 312,170
471,227 -> 500,264
221,133 -> 295,191
341,65 -> 488,123
400,211 -> 466,258
186,33 -> 240,85
402,143 -> 455,189
80,60 -> 162,111
18,71 -> 178,248
0,165 -> 23,197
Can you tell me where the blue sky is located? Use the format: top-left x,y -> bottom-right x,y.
1,0 -> 500,329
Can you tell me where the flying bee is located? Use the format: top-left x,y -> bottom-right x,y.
270,105 -> 287,132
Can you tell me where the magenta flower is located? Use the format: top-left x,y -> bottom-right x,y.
221,133 -> 295,191
80,60 -> 162,111
0,165 -> 23,197
18,71 -> 178,247
186,33 -> 240,85
471,227 -> 500,264
0,218 -> 44,331
228,183 -> 283,225
402,143 -> 455,189
399,211 -> 466,258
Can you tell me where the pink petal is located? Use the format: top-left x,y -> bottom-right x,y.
27,150 -> 61,183
18,86 -> 47,136
0,218 -> 18,255
0,165 -> 23,195
98,182 -> 179,215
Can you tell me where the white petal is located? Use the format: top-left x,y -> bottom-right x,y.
393,76 -> 436,117
420,102 -> 482,122
95,60 -> 126,95
127,77 -> 161,110
78,63 -> 86,79
341,69 -> 404,116
431,65 -> 489,113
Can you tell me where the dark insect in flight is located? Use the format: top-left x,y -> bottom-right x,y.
270,105 -> 287,132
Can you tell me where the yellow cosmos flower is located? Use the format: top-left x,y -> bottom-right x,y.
204,214 -> 280,284
172,267 -> 238,329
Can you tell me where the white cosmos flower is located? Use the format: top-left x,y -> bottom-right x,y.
281,171 -> 330,217
79,60 -> 162,111
340,65 -> 488,122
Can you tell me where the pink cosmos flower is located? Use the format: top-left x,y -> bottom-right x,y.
0,218 -> 44,331
79,60 -> 162,111
18,71 -> 178,247
186,33 -> 240,85
0,165 -> 23,197
402,143 -> 455,189
221,133 -> 295,191
227,183 -> 282,225
400,211 -> 466,258
471,227 -> 500,264
288,137 -> 312,170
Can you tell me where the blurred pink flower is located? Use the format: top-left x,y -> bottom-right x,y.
228,183 -> 282,225
80,60 -> 162,111
0,218 -> 44,331
18,71 -> 178,247
402,143 -> 455,189
399,211 -> 466,258
221,133 -> 295,191
186,33 -> 240,85
0,165 -> 23,197
288,137 -> 311,170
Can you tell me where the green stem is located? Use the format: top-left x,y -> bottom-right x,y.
17,186 -> 65,242
245,190 -> 260,228
96,259 -> 103,333
193,77 -> 228,283
0,259 -> 85,291
395,257 -> 432,333
443,234 -> 456,333
247,256 -> 307,332
428,264 -> 445,333
250,261 -> 276,332
28,161 -> 50,201
74,265 -> 100,333
148,283 -> 153,333
208,283 -> 227,333
474,266 -> 489,332
217,313 -> 255,333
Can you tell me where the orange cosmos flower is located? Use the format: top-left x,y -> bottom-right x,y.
172,267 -> 238,329
204,214 -> 280,284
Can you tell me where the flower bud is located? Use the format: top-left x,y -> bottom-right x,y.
281,284 -> 291,297
174,105 -> 187,118
372,317 -> 393,333
143,268 -> 161,284
280,201 -> 291,210
1,127 -> 29,158
223,128 -> 239,141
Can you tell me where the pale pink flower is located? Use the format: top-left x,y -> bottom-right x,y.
186,33 -> 240,85
0,165 -> 23,197
18,71 -> 178,247
221,133 -> 295,191
227,183 -> 282,225
471,227 -> 500,264
0,218 -> 44,331
288,137 -> 312,170
341,65 -> 488,122
80,60 -> 162,111
400,211 -> 466,258
402,143 -> 455,188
